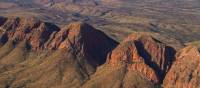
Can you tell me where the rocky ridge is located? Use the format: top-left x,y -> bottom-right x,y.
83,33 -> 176,88
0,16 -> 199,88
107,33 -> 176,83
0,16 -> 117,88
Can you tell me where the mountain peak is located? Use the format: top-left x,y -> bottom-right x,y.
0,17 -> 118,88
49,21 -> 118,65
0,16 -> 118,66
107,33 -> 176,83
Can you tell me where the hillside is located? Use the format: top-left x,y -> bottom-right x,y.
0,16 -> 199,88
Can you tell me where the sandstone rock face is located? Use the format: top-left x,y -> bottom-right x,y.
0,16 -> 59,50
0,16 -> 118,65
0,17 -> 117,62
163,46 -> 200,88
0,16 -> 118,88
2,16 -> 200,88
107,33 -> 176,84
47,22 -> 118,66
83,33 -> 176,88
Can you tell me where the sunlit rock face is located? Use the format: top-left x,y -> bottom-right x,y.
0,16 -> 118,66
0,16 -> 59,50
0,16 -> 118,88
164,46 -> 200,88
82,33 -> 176,88
1,16 -> 200,88
47,21 -> 118,66
107,33 -> 176,83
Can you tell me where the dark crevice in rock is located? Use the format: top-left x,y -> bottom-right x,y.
0,16 -> 7,26
39,22 -> 60,48
162,46 -> 176,82
134,41 -> 176,84
0,33 -> 9,45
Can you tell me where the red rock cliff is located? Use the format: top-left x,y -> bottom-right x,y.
0,16 -> 118,66
163,46 -> 200,88
107,33 -> 176,83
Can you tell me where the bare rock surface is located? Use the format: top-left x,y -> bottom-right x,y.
164,46 -> 200,88
83,33 -> 176,88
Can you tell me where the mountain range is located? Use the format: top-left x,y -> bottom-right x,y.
0,16 -> 199,88
0,0 -> 199,88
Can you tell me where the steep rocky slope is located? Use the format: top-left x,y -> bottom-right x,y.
163,46 -> 200,88
0,16 -> 199,88
83,33 -> 176,88
108,33 -> 176,83
0,16 -> 117,88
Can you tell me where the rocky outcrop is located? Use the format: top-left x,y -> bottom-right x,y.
83,33 -> 176,88
3,16 -> 200,88
0,16 -> 60,50
0,16 -> 117,56
107,33 -> 176,83
0,16 -> 118,65
0,16 -> 118,88
163,46 -> 200,88
47,22 -> 118,66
